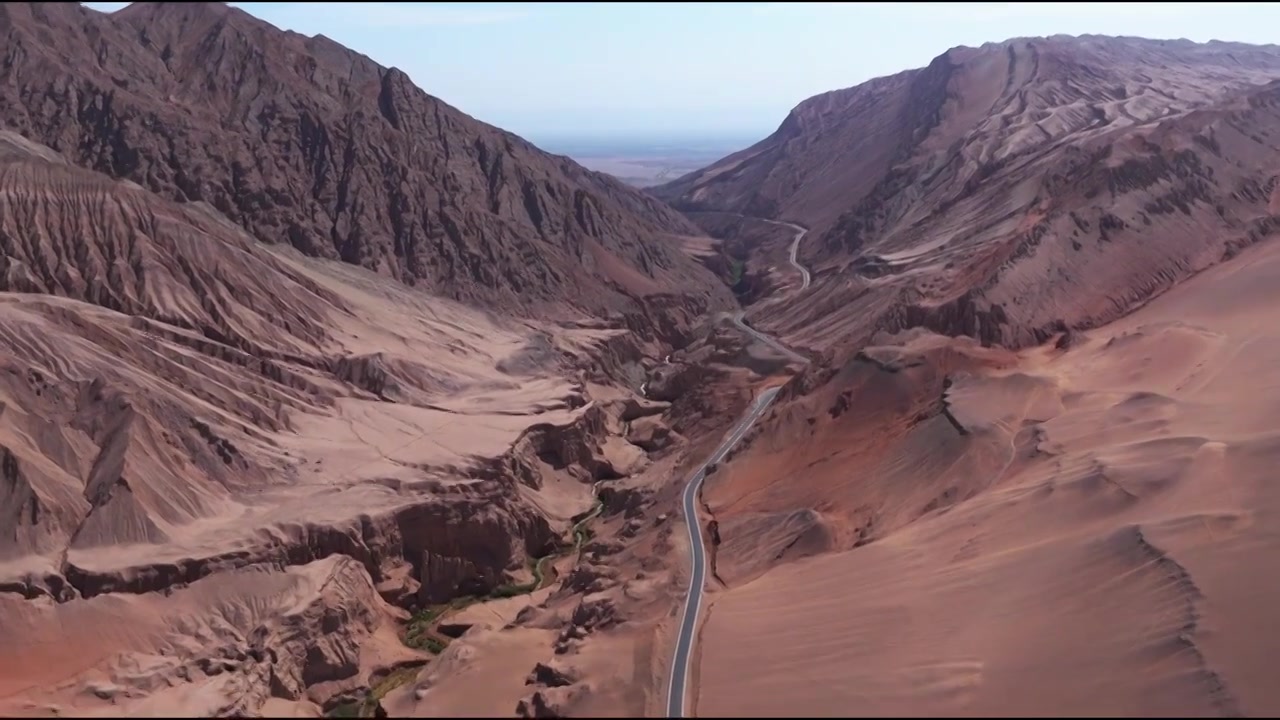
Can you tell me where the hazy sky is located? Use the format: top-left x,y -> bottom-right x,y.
83,2 -> 1280,144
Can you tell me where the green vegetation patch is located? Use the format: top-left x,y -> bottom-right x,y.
398,490 -> 608,652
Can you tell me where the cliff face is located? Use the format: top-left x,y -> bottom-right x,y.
655,35 -> 1280,356
0,1 -> 733,318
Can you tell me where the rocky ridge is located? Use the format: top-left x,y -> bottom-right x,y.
0,1 -> 734,320
654,35 -> 1280,357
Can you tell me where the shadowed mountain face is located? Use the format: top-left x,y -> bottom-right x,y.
653,35 -> 1280,354
0,1 -> 733,318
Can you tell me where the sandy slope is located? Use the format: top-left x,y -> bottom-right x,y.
0,126 -> 691,716
695,236 -> 1280,716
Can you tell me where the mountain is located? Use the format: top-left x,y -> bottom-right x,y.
0,4 -> 736,716
0,1 -> 732,320
653,35 -> 1280,353
11,12 -> 1280,716
660,35 -> 1280,717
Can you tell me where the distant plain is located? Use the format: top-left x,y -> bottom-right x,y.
536,135 -> 758,187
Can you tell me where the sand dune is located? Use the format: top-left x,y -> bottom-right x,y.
694,223 -> 1280,717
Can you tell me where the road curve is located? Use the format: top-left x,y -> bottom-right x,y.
774,220 -> 811,290
665,386 -> 782,718
665,217 -> 813,716
723,212 -> 813,292
664,213 -> 814,717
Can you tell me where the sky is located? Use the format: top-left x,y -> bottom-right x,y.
83,2 -> 1280,145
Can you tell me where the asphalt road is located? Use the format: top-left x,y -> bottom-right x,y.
731,216 -> 811,363
775,220 -> 811,290
665,386 -> 783,718
732,311 -> 809,365
723,212 -> 811,291
664,218 -> 814,717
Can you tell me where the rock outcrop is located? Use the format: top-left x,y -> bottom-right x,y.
554,594 -> 621,654
419,551 -> 485,605
516,687 -> 586,719
526,661 -> 578,688
626,416 -> 676,452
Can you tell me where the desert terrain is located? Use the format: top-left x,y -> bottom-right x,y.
655,35 -> 1280,356
539,137 -> 755,189
654,32 -> 1280,720
5,3 -> 1280,719
0,120 -> 701,716
0,2 -> 773,717
696,230 -> 1280,717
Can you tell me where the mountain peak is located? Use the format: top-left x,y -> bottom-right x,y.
0,0 -> 733,317
114,0 -> 234,23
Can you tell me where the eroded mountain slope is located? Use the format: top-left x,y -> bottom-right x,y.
654,36 -> 1280,355
660,34 -> 1280,719
0,128 -> 700,716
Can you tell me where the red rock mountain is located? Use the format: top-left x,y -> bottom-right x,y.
0,5 -> 736,715
0,1 -> 732,319
653,35 -> 1280,354
654,36 -> 1280,719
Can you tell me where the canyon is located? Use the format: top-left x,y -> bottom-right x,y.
3,4 -> 1280,719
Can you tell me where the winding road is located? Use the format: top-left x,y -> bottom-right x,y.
665,219 -> 811,718
777,220 -> 812,290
